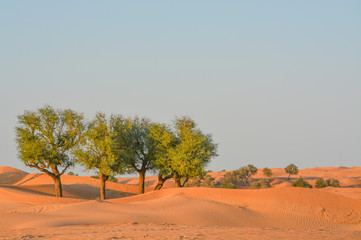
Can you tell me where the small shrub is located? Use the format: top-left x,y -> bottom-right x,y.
292,177 -> 312,188
220,180 -> 235,189
91,175 -> 99,179
326,178 -> 340,187
263,168 -> 273,178
251,179 -> 271,189
184,177 -> 201,187
315,178 -> 327,188
201,175 -> 215,188
68,171 -> 75,176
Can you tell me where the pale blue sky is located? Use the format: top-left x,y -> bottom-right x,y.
0,1 -> 360,174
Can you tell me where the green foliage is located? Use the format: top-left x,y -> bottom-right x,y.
74,113 -> 123,177
326,178 -> 340,187
150,117 -> 217,187
170,117 -> 217,181
91,175 -> 118,182
291,177 -> 312,188
112,116 -> 156,173
251,179 -> 271,189
220,180 -> 236,189
285,164 -> 299,179
68,171 -> 75,176
263,167 -> 273,178
16,105 -> 86,176
201,174 -> 216,188
315,178 -> 327,188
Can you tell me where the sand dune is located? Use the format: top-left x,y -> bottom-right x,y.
1,166 -> 361,239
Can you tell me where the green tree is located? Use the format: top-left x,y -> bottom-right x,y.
238,164 -> 258,184
148,123 -> 175,190
112,116 -> 156,194
263,167 -> 273,178
285,163 -> 298,180
15,105 -> 86,197
74,113 -> 124,200
151,117 -> 217,189
168,117 -> 217,188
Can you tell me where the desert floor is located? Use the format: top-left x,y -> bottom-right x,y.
1,166 -> 361,239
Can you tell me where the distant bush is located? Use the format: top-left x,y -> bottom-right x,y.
251,179 -> 271,189
201,175 -> 216,188
68,171 -> 75,176
262,167 -> 272,178
184,177 -> 201,187
292,177 -> 312,188
315,178 -> 327,188
285,164 -> 298,180
314,178 -> 340,188
326,178 -> 340,187
220,180 -> 235,189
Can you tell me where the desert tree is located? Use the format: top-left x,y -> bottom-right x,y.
148,123 -> 175,190
15,105 -> 86,197
238,164 -> 258,184
285,163 -> 298,180
263,167 -> 273,178
112,116 -> 156,194
170,117 -> 217,187
151,117 -> 217,189
74,113 -> 125,200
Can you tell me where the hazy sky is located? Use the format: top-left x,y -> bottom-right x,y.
1,1 -> 360,175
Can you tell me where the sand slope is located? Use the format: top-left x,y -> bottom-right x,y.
1,166 -> 361,239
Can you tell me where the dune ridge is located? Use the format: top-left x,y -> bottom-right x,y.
1,166 -> 361,239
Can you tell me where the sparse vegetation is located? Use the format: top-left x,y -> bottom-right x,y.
314,177 -> 340,188
263,168 -> 273,179
326,178 -> 340,187
251,179 -> 271,189
291,177 -> 312,188
285,164 -> 298,180
220,180 -> 236,189
315,178 -> 327,188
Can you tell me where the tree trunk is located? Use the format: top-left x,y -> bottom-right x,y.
288,173 -> 291,180
154,178 -> 164,190
181,177 -> 189,187
52,175 -> 63,197
154,174 -> 173,191
99,173 -> 108,200
174,175 -> 181,188
138,170 -> 146,194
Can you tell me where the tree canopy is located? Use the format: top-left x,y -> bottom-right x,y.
15,105 -> 86,197
151,117 -> 218,189
285,163 -> 298,180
